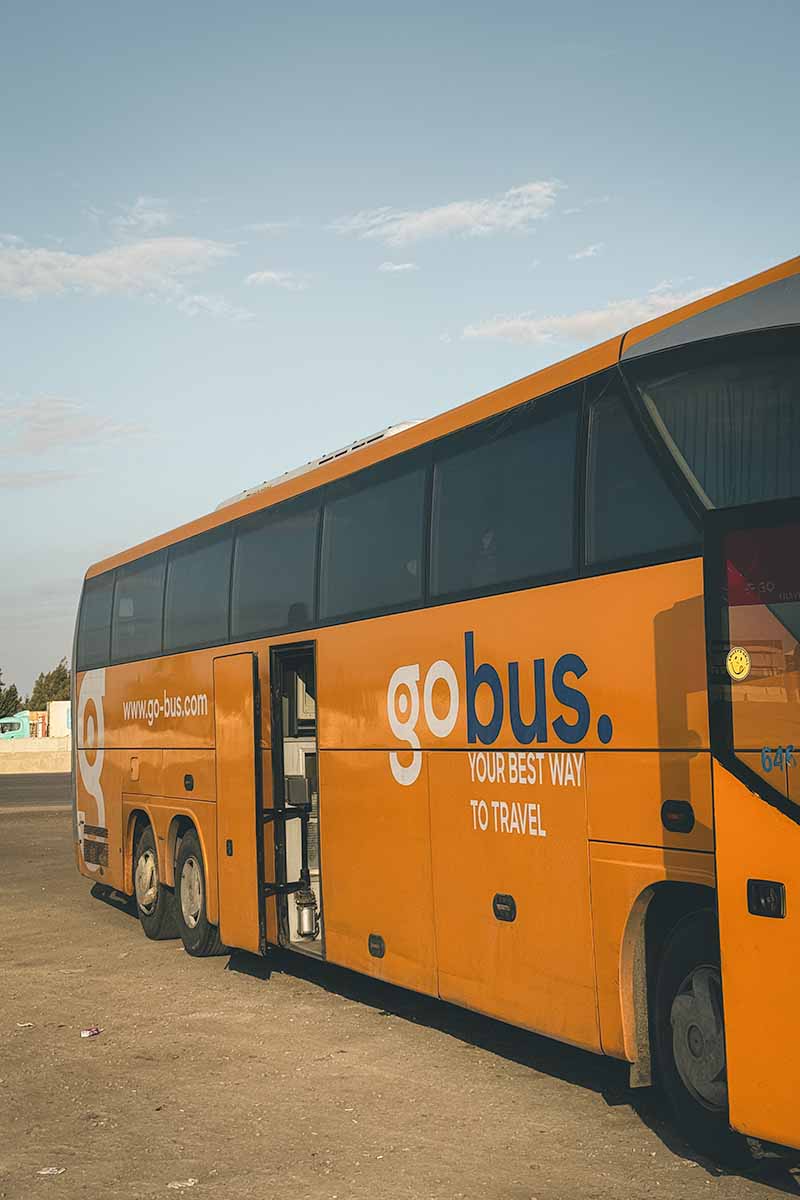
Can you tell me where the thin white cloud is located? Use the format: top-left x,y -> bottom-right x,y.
463,283 -> 715,345
569,243 -> 604,260
243,221 -> 291,234
333,180 -> 562,245
564,194 -> 611,216
0,469 -> 82,489
378,261 -> 418,273
176,290 -> 254,320
0,236 -> 251,318
111,195 -> 172,235
3,395 -> 147,454
244,269 -> 309,291
0,236 -> 231,298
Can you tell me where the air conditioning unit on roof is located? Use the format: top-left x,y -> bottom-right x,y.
215,421 -> 420,511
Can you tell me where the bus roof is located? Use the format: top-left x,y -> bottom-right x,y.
86,254 -> 800,580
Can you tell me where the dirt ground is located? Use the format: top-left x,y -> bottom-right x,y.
2,794 -> 799,1200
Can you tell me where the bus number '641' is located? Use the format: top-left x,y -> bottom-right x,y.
761,745 -> 797,772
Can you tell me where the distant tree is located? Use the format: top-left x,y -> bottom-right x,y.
0,669 -> 22,717
28,658 -> 71,710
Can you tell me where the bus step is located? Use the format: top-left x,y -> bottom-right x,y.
261,806 -> 309,825
262,880 -> 305,898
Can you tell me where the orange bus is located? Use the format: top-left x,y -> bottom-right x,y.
73,255 -> 800,1164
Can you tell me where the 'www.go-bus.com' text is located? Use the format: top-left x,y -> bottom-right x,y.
122,692 -> 209,726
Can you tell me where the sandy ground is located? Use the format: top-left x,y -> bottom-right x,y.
2,787 -> 799,1200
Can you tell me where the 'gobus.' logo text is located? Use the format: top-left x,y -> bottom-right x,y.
387,631 -> 613,785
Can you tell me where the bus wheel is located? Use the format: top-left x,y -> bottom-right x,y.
174,829 -> 226,957
133,825 -> 178,940
653,908 -> 748,1165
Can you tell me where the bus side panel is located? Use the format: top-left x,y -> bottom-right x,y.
589,844 -> 716,1061
313,559 -> 707,1046
160,748 -> 216,802
587,751 -> 714,852
429,748 -> 598,1049
715,762 -> 800,1149
318,749 -> 437,995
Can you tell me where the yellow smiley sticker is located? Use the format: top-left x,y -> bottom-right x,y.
726,646 -> 751,682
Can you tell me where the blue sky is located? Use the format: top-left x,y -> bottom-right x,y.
2,0 -> 798,694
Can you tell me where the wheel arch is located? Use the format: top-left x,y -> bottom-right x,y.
166,813 -> 196,889
168,813 -> 219,926
125,808 -> 155,895
620,879 -> 717,1086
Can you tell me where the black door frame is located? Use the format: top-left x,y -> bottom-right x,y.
268,640 -> 324,951
704,496 -> 800,827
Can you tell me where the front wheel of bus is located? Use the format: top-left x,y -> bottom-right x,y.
133,825 -> 178,940
653,908 -> 748,1166
174,829 -> 226,957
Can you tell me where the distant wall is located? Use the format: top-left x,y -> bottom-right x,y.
48,700 -> 72,740
0,736 -> 72,774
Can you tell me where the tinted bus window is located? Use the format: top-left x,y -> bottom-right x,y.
586,390 -> 699,565
232,497 -> 319,638
77,572 -> 114,671
112,552 -> 166,663
164,530 -> 233,653
320,459 -> 426,621
624,328 -> 800,509
431,390 -> 578,599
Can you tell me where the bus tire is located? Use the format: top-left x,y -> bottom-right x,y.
653,908 -> 749,1166
133,824 -> 178,940
174,829 -> 226,957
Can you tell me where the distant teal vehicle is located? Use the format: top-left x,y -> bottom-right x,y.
0,711 -> 30,739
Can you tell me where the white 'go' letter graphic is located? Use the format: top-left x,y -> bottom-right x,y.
387,665 -> 422,785
387,659 -> 460,785
77,668 -> 106,871
422,660 -> 459,739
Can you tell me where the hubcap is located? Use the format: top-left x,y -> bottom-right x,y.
134,848 -> 158,915
670,964 -> 728,1110
180,856 -> 203,929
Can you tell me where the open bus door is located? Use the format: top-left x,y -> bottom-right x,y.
705,499 -> 800,1150
213,652 -> 266,955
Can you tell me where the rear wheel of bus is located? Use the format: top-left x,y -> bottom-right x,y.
653,908 -> 749,1166
133,824 -> 178,940
174,829 -> 226,957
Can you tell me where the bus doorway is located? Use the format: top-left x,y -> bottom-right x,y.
268,643 -> 324,958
